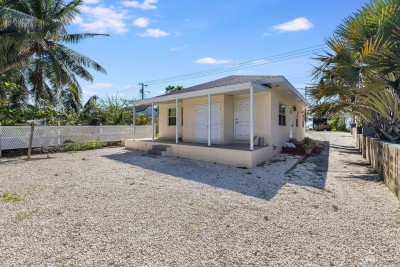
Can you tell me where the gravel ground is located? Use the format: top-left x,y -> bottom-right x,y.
0,132 -> 399,266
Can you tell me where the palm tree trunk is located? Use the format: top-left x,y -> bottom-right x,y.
0,48 -> 36,74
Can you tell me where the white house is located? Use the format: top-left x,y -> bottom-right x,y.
126,75 -> 307,168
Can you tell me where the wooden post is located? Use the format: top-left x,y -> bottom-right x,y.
27,123 -> 35,160
152,102 -> 155,142
132,105 -> 136,140
0,123 -> 2,158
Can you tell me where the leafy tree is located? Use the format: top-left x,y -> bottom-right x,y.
165,85 -> 183,93
0,0 -> 108,107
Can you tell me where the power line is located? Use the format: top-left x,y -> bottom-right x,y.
120,44 -> 327,95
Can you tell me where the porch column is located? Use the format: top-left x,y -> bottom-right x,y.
132,105 -> 136,140
176,98 -> 179,144
208,94 -> 211,147
250,85 -> 254,151
152,102 -> 155,142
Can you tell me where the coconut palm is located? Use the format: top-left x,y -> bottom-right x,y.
0,0 -> 108,106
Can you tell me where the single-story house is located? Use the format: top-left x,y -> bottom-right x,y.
135,105 -> 159,118
126,75 -> 307,168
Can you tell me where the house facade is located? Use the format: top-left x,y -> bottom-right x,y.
126,75 -> 307,168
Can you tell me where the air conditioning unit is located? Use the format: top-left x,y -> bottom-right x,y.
254,136 -> 266,147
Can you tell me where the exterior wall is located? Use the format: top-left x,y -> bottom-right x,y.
182,95 -> 226,143
158,103 -> 183,139
270,87 -> 306,156
158,91 -> 292,148
125,139 -> 272,168
223,95 -> 235,144
233,92 -> 271,144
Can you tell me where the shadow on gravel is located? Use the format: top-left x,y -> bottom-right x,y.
329,144 -> 361,154
104,142 -> 331,201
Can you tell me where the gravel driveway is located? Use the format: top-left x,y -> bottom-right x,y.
0,132 -> 399,266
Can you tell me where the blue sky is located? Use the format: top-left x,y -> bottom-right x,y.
68,0 -> 368,101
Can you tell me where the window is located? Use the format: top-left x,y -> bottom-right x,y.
168,108 -> 176,126
296,110 -> 299,127
279,103 -> 286,126
181,108 -> 184,126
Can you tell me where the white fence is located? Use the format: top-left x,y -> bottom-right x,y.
0,125 -> 153,155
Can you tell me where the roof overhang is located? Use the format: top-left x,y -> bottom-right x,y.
130,76 -> 307,106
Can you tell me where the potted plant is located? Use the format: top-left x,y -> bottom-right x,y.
303,136 -> 314,155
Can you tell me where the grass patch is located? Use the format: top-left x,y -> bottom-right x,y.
62,141 -> 123,152
1,192 -> 22,202
14,207 -> 40,223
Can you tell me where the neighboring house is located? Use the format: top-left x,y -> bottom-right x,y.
135,105 -> 158,118
127,75 -> 307,168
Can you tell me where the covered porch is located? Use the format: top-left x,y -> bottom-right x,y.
126,76 -> 296,167
125,138 -> 271,168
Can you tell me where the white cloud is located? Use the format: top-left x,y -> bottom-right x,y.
83,0 -> 100,4
73,5 -> 128,34
87,82 -> 113,89
273,17 -> 313,32
195,57 -> 231,64
169,44 -> 188,52
133,17 -> 150,27
83,90 -> 97,96
122,0 -> 157,10
138,28 -> 169,38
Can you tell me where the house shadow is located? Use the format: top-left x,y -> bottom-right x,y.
103,141 -> 331,201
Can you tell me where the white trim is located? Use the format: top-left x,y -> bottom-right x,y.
282,77 -> 308,105
207,94 -> 211,147
132,105 -> 136,140
130,79 -> 280,106
175,99 -> 179,144
151,102 -> 155,142
250,86 -> 254,151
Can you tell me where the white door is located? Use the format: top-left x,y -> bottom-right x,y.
195,103 -> 221,143
235,100 -> 250,141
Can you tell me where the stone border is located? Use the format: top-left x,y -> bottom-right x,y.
354,132 -> 400,200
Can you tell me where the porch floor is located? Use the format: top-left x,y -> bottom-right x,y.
135,138 -> 267,151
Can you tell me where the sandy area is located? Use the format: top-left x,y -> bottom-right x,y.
0,132 -> 399,266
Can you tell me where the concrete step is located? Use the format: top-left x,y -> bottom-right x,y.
152,145 -> 170,151
148,149 -> 163,156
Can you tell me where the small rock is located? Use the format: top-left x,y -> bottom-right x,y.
262,215 -> 269,221
246,172 -> 252,175
332,204 -> 339,211
82,158 -> 86,160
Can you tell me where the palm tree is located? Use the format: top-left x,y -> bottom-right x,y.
0,0 -> 108,106
311,0 -> 400,142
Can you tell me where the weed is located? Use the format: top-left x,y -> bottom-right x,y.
14,207 -> 40,223
1,192 -> 22,202
62,141 -> 123,152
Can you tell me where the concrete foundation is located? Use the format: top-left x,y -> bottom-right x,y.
125,139 -> 272,168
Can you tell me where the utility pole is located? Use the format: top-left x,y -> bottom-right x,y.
139,83 -> 148,99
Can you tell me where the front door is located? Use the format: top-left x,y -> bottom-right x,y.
195,103 -> 221,143
235,100 -> 250,141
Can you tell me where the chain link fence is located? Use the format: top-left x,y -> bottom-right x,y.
0,125 -> 153,156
